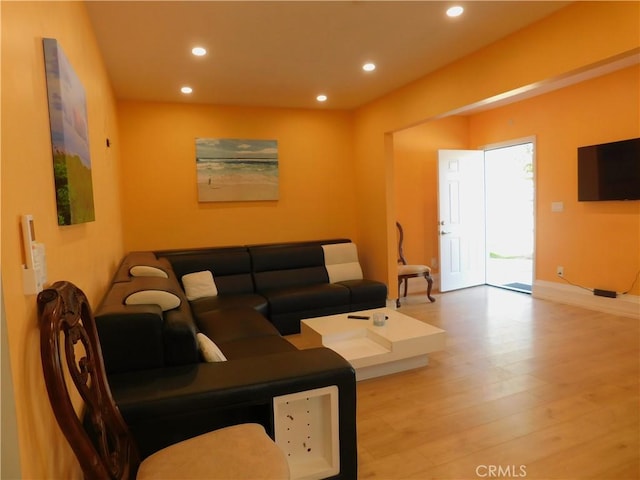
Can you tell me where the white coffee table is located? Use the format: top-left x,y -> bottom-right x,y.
300,308 -> 445,381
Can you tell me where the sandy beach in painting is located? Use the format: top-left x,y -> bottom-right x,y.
197,159 -> 279,201
198,182 -> 279,202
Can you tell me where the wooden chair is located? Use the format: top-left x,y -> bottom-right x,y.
396,221 -> 436,307
37,280 -> 290,480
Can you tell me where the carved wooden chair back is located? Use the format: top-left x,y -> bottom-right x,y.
396,221 -> 409,265
38,280 -> 138,479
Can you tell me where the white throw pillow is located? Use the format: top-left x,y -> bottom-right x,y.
322,243 -> 364,283
182,271 -> 218,301
129,265 -> 169,278
125,290 -> 181,311
196,333 -> 227,362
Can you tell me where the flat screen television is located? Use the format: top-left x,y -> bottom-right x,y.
577,137 -> 640,201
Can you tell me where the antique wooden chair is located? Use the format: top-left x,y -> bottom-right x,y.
396,221 -> 436,307
37,280 -> 290,480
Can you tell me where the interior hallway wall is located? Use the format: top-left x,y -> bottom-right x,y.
393,116 -> 469,289
1,2 -> 124,478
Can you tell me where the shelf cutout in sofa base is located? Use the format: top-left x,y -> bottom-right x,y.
273,385 -> 339,480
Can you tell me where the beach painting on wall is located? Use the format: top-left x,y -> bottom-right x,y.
196,138 -> 279,202
43,38 -> 95,225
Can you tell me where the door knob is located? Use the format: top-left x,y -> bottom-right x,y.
440,230 -> 451,235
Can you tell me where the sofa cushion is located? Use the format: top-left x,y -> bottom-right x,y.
337,279 -> 388,310
190,294 -> 269,318
182,271 -> 218,300
196,307 -> 281,344
196,333 -> 227,362
254,266 -> 329,292
125,290 -> 181,311
217,336 -> 297,360
158,247 -> 256,296
264,283 -> 350,314
270,305 -> 350,336
251,244 -> 329,291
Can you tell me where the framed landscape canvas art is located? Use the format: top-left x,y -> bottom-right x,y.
196,138 -> 279,202
43,38 -> 95,225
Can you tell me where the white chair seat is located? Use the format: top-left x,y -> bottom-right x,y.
138,423 -> 290,479
398,264 -> 431,276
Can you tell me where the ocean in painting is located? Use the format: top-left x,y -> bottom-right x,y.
196,138 -> 279,202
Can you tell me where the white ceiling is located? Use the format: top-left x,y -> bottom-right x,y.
85,1 -> 572,110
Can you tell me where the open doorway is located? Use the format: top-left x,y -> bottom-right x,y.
484,141 -> 535,293
437,140 -> 534,293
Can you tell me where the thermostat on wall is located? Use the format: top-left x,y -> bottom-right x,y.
21,215 -> 47,295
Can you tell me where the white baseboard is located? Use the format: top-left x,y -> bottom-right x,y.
396,277 -> 639,319
533,280 -> 640,320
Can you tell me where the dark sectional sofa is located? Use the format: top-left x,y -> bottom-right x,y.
94,239 -> 387,479
161,239 -> 387,335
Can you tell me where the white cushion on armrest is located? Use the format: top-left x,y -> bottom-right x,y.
129,265 -> 169,278
196,333 -> 227,362
125,290 -> 181,311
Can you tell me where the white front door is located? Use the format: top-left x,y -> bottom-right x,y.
438,150 -> 486,292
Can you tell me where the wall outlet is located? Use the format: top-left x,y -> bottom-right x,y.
556,266 -> 564,277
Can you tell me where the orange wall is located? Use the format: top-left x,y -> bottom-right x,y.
469,66 -> 640,294
117,101 -> 358,252
394,117 -> 470,274
1,2 -> 123,478
353,2 -> 640,297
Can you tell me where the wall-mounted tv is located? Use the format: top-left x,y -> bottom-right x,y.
577,137 -> 640,201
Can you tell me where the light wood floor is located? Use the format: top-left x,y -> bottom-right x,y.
294,286 -> 640,479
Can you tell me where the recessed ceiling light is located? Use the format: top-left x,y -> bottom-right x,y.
191,47 -> 207,56
316,94 -> 328,102
446,5 -> 464,17
181,86 -> 193,94
362,63 -> 376,72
